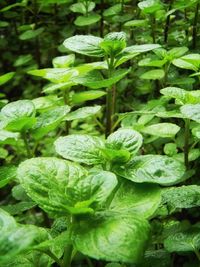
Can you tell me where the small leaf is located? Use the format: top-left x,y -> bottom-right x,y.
31,106 -> 70,139
52,54 -> 75,68
63,35 -> 104,57
138,0 -> 163,14
73,69 -> 129,89
164,227 -> 200,252
65,106 -> 101,121
141,123 -> 180,138
0,100 -> 36,132
100,32 -> 126,56
0,72 -> 15,86
54,135 -> 105,165
116,155 -> 185,186
72,214 -> 150,263
180,104 -> 200,122
106,128 -> 143,155
0,166 -> 16,188
19,27 -> 44,40
71,90 -> 106,104
75,14 -> 101,26
140,69 -> 165,80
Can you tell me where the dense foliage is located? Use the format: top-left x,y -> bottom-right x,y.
1,0 -> 200,266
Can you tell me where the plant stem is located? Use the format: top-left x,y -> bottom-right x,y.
22,131 -> 31,158
184,118 -> 190,170
164,0 -> 173,44
63,89 -> 70,135
62,244 -> 73,267
150,14 -> 156,43
194,249 -> 200,262
40,250 -> 63,266
100,0 -> 104,37
192,2 -> 199,49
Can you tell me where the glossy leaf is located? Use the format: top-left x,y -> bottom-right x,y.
71,90 -> 106,104
54,135 -> 105,165
65,106 -> 101,121
140,69 -> 165,80
31,106 -> 70,139
116,155 -> 185,186
180,104 -> 200,122
110,180 -> 161,218
52,54 -> 75,68
106,128 -> 143,155
0,72 -> 15,86
141,123 -> 180,138
75,14 -> 101,26
72,214 -> 150,263
0,166 -> 16,188
63,35 -> 104,57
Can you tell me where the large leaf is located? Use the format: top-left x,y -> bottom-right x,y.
18,157 -> 116,215
17,157 -> 88,215
65,106 -> 101,121
0,130 -> 19,144
141,123 -> 180,138
106,128 -> 143,155
0,100 -> 36,132
110,180 -> 161,218
0,166 -> 16,188
54,135 -> 105,165
180,104 -> 200,122
72,214 -> 150,263
31,106 -> 70,139
116,155 -> 185,186
63,35 -> 104,57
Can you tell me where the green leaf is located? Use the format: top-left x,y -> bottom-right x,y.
116,44 -> 161,67
0,130 -> 19,143
124,20 -> 147,27
162,185 -> 200,210
103,4 -> 121,17
72,214 -> 150,263
138,0 -> 163,14
70,2 -> 95,14
167,47 -> 188,59
172,54 -> 200,71
73,69 -> 129,89
140,69 -> 165,80
116,155 -> 185,186
0,225 -> 43,263
106,128 -> 143,155
100,32 -> 126,56
52,54 -> 75,68
164,143 -> 178,156
141,123 -> 180,138
75,14 -> 101,26
0,166 -> 16,188
28,68 -> 78,84
65,106 -> 101,121
0,100 -> 36,132
63,35 -> 104,57
71,90 -> 106,104
31,106 -> 70,139
138,58 -> 166,67
14,54 -> 32,67
110,180 -> 161,219
160,87 -> 186,103
54,135 -> 105,165
164,227 -> 200,252
100,148 -> 131,164
180,104 -> 200,122
17,157 -> 87,215
66,171 -> 118,212
0,72 -> 15,86
19,27 -> 44,40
